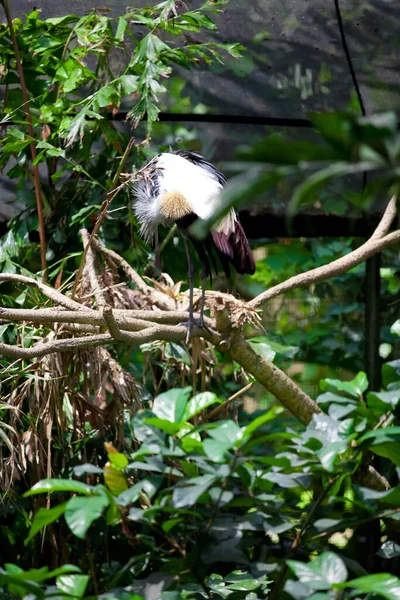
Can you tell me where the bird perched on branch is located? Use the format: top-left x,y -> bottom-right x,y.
131,149 -> 255,338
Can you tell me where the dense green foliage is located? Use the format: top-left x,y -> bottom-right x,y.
4,362 -> 400,599
1,1 -> 400,599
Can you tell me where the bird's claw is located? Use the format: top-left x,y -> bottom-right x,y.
179,315 -> 209,343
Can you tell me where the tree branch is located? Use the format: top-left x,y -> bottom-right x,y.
370,195 -> 398,239
0,307 -> 214,329
228,332 -> 321,424
250,229 -> 400,309
0,274 -> 94,311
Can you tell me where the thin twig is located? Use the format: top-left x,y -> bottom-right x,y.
208,382 -> 254,420
71,138 -> 135,298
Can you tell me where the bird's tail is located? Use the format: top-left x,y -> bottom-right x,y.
211,221 -> 255,276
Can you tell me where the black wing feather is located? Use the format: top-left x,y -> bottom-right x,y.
172,150 -> 227,186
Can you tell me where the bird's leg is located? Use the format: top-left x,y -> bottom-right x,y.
182,234 -> 196,342
199,269 -> 207,328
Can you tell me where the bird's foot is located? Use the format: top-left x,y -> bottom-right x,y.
179,315 -> 209,343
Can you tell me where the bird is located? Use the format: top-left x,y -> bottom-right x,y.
131,149 -> 255,338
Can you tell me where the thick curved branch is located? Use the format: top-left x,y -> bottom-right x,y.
250,229 -> 400,309
370,195 -> 398,239
228,332 -> 321,424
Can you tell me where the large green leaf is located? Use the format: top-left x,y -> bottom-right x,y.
24,479 -> 94,497
337,573 -> 400,600
64,495 -> 110,539
371,443 -> 400,466
320,372 -> 368,399
382,360 -> 400,387
208,421 -> 243,446
183,392 -> 221,421
143,417 -> 182,435
203,438 -> 234,463
172,475 -> 216,508
367,390 -> 400,412
25,502 -> 68,544
247,337 -> 276,362
288,552 -> 347,591
152,387 -> 192,423
358,427 -> 400,446
56,574 -> 89,598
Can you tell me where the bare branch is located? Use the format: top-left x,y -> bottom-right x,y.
371,195 -> 398,239
0,318 -> 220,360
0,307 -> 214,330
91,236 -> 179,311
0,274 -> 94,312
0,333 -> 113,359
80,229 -> 107,309
250,229 -> 400,309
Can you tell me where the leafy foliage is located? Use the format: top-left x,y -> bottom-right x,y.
1,2 -> 400,599
2,360 -> 396,598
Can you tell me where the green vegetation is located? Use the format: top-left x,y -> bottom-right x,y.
1,1 -> 400,599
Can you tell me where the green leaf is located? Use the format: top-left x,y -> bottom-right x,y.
64,495 -> 109,539
320,372 -> 368,398
318,441 -> 349,473
383,360 -> 400,387
108,452 -> 129,470
116,481 -> 145,507
337,573 -> 400,600
183,392 -> 221,420
115,16 -> 127,41
54,58 -> 93,92
391,320 -> 400,336
24,479 -> 93,497
172,475 -> 216,508
119,74 -> 140,95
152,387 -> 192,423
290,162 -> 376,212
371,443 -> 400,466
358,427 -> 400,446
73,464 -> 103,476
247,337 -> 276,362
208,420 -> 242,445
288,552 -> 347,590
242,407 -> 284,440
133,33 -> 170,65
56,574 -> 89,598
367,390 -> 400,412
164,341 -> 191,366
203,438 -> 234,463
25,502 -> 68,544
378,541 -> 400,559
143,417 -> 182,435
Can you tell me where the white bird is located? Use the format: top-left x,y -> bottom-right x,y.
131,150 -> 255,337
